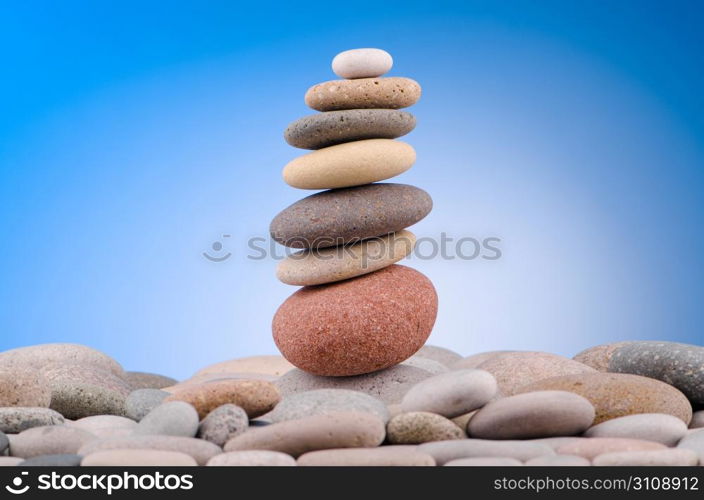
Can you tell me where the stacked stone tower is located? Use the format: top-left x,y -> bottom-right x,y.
270,48 -> 438,377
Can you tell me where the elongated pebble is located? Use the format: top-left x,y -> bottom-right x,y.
11,426 -> 97,458
305,77 -> 421,111
0,407 -> 64,434
525,455 -> 591,466
592,448 -> 698,466
556,438 -> 666,460
444,457 -> 523,466
418,439 -> 555,465
297,446 -> 435,466
78,436 -> 221,466
584,413 -> 687,446
207,450 -> 296,466
82,449 -> 198,466
387,412 -> 464,444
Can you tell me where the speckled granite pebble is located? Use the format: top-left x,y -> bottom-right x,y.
0,369 -> 51,407
276,365 -> 434,404
0,343 -> 124,377
197,404 -> 249,447
573,341 -> 633,371
387,412 -> 464,444
125,371 -> 178,390
134,401 -> 199,437
517,372 -> 692,424
270,183 -> 432,249
269,389 -> 389,423
285,109 -> 415,150
305,77 -> 421,111
0,408 -> 64,434
609,341 -> 704,404
273,265 -> 437,376
125,389 -> 169,421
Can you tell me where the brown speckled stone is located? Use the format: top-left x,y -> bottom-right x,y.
573,341 -> 633,371
270,183 -> 432,249
0,370 -> 51,407
387,412 -> 465,444
165,380 -> 280,419
516,372 -> 692,425
273,265 -> 438,376
305,77 -> 421,111
285,109 -> 416,150
477,352 -> 597,396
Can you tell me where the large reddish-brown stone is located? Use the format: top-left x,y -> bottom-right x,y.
273,265 -> 438,376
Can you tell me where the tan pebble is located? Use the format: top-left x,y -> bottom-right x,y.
10,426 -> 97,458
305,77 -> 421,111
165,379 -> 280,419
78,436 -> 221,466
445,457 -> 523,466
387,412 -> 464,444
414,345 -> 463,367
592,448 -> 698,466
224,411 -> 385,457
81,449 -> 197,466
0,369 -> 51,408
572,341 -> 633,371
277,230 -> 415,286
207,450 -> 296,466
194,355 -> 294,377
297,446 -> 434,466
70,415 -> 137,439
557,438 -> 666,460
450,351 -> 516,370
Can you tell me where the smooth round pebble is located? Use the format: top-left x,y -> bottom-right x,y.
400,356 -> 449,375
11,426 -> 97,458
194,355 -> 294,377
332,48 -> 393,79
584,413 -> 687,446
224,411 -> 385,457
676,429 -> 704,462
0,457 -> 23,466
284,139 -> 415,190
270,183 -> 432,249
276,365 -> 434,404
285,109 -> 415,150
444,457 -> 523,466
414,345 -> 463,367
269,389 -> 389,424
81,449 -> 198,466
274,265 -> 437,376
573,341 -> 633,371
125,389 -> 169,421
0,343 -> 124,377
197,404 -> 249,447
207,450 -> 296,466
593,448 -> 699,466
125,371 -> 178,390
556,438 -> 666,460
387,412 -> 464,444
165,379 -> 280,419
401,369 -> 497,418
609,341 -> 704,405
298,446 -> 435,466
78,436 -> 221,466
517,372 -> 692,425
0,369 -> 51,407
277,230 -> 415,286
525,455 -> 591,466
20,454 -> 83,467
450,351 -> 515,371
0,407 -> 64,434
467,390 -> 595,439
305,77 -> 421,111
134,401 -> 199,437
418,439 -> 555,465
70,415 -> 137,439
690,410 -> 704,429
477,352 -> 596,396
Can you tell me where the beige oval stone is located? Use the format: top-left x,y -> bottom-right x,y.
11,426 -> 97,458
592,448 -> 698,466
401,369 -> 497,418
165,379 -> 280,419
516,372 -> 692,425
69,415 -> 137,439
556,438 -> 666,460
305,77 -> 421,111
0,369 -> 51,407
0,457 -> 24,466
525,455 -> 591,466
584,413 -> 687,446
78,436 -> 221,466
81,449 -> 197,466
332,48 -> 393,79
298,446 -> 435,466
468,391 -> 595,439
194,355 -> 294,377
414,345 -> 463,367
572,341 -> 633,371
477,352 -> 596,396
0,343 -> 124,377
283,139 -> 415,190
418,439 -> 555,465
676,429 -> 704,462
277,230 -> 415,286
450,351 -> 516,371
445,457 -> 523,466
387,412 -> 464,444
207,450 -> 296,466
224,411 -> 385,457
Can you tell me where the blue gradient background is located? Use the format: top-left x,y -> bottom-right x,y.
1,1 -> 702,379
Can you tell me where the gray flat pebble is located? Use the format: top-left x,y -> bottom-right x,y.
125,371 -> 178,390
0,431 -> 7,455
198,404 -> 249,447
269,389 -> 389,424
20,454 -> 83,467
401,356 -> 449,374
414,345 -> 463,367
134,401 -> 199,437
0,408 -> 65,434
125,389 -> 169,421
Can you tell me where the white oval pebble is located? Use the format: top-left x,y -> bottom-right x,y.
584,413 -> 687,446
332,48 -> 393,79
